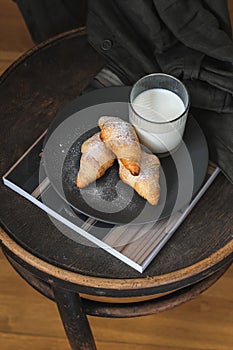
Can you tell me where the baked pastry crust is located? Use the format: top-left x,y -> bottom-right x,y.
119,150 -> 160,205
98,116 -> 141,176
76,132 -> 115,188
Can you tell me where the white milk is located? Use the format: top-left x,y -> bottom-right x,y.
130,88 -> 186,154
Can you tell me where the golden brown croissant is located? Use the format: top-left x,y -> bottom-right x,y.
98,116 -> 141,176
119,151 -> 160,205
76,132 -> 115,188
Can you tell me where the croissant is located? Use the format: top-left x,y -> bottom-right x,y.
98,116 -> 141,176
119,151 -> 160,205
76,132 -> 115,188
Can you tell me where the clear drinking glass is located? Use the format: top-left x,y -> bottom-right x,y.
129,73 -> 190,155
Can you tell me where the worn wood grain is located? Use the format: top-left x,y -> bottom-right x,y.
0,248 -> 232,350
0,27 -> 232,290
0,0 -> 33,75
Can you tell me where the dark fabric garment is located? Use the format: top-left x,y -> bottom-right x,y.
192,107 -> 233,182
87,0 -> 233,183
87,0 -> 233,84
13,0 -> 87,43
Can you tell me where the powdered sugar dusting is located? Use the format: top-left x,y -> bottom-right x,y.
138,151 -> 160,180
99,116 -> 139,145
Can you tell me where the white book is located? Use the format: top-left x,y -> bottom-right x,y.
2,130 -> 220,273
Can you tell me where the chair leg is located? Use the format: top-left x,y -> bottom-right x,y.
53,287 -> 97,350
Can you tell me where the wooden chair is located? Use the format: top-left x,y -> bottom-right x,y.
0,29 -> 232,350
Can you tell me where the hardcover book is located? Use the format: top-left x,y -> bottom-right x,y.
2,130 -> 220,273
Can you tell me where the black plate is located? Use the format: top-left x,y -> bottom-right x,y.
42,87 -> 208,225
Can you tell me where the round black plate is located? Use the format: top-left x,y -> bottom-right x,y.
42,87 -> 208,225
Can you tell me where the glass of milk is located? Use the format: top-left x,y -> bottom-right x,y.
129,73 -> 190,155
